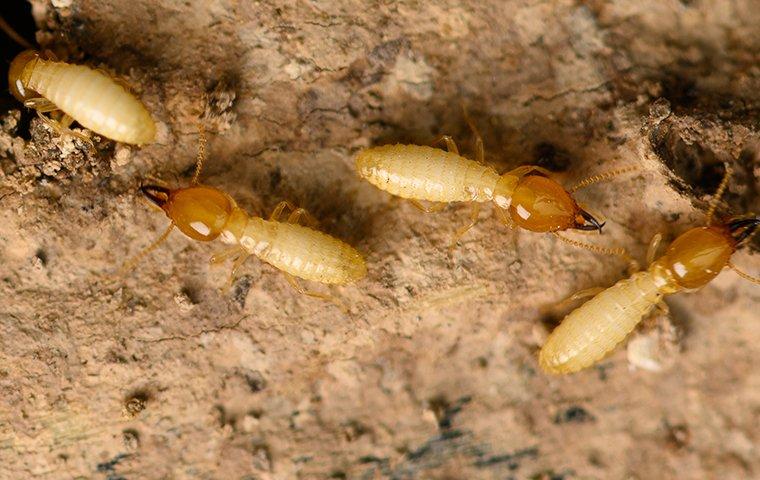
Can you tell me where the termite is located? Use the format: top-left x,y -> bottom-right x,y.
355,113 -> 636,257
8,49 -> 156,145
539,163 -> 760,374
122,127 -> 366,306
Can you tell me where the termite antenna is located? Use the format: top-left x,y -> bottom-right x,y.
0,15 -> 34,50
553,232 -> 636,269
728,260 -> 760,285
191,122 -> 207,186
570,165 -> 640,193
705,162 -> 733,226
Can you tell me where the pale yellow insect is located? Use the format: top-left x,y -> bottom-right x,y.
356,117 -> 636,253
540,165 -> 760,374
8,50 -> 156,145
124,127 -> 366,306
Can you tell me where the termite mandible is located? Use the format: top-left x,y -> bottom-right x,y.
540,163 -> 760,374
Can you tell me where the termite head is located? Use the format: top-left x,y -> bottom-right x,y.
141,184 -> 234,242
660,225 -> 737,290
8,50 -> 40,102
506,174 -> 604,233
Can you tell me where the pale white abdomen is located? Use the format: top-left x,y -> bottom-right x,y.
239,218 -> 366,285
356,144 -> 499,202
27,60 -> 156,144
539,271 -> 663,374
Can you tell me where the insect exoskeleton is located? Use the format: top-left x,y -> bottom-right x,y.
8,49 -> 156,145
123,127 -> 365,306
539,165 -> 760,374
140,185 -> 367,286
355,144 -> 603,234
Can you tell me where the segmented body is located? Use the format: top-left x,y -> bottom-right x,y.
356,144 -> 500,202
236,217 -> 366,285
539,269 -> 666,374
25,58 -> 156,144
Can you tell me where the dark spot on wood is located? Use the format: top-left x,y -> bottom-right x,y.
554,406 -> 595,424
269,167 -> 282,189
34,248 -> 48,266
251,441 -> 273,471
243,369 -> 266,392
474,446 -> 539,468
122,428 -> 140,450
664,421 -> 690,449
123,388 -> 152,416
428,395 -> 471,430
96,453 -> 130,472
232,274 -> 252,307
533,142 -> 573,172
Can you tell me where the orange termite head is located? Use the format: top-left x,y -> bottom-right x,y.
659,217 -> 760,290
506,174 -> 604,233
8,49 -> 40,102
141,184 -> 233,242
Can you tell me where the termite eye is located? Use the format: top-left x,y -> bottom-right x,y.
165,187 -> 233,242
8,50 -> 39,102
508,175 -> 578,232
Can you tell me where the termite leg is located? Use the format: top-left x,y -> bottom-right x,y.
449,203 -> 482,249
539,285 -> 605,318
493,206 -> 514,229
646,233 -> 664,266
59,113 -> 95,147
190,122 -> 208,185
462,105 -> 484,164
35,110 -> 94,147
39,49 -> 59,61
210,246 -> 250,287
728,260 -> 760,285
705,162 -> 733,225
286,207 -> 319,227
431,135 -> 459,155
269,200 -> 297,221
96,67 -> 134,91
268,201 -> 319,227
283,273 -> 348,312
210,245 -> 246,265
505,165 -> 554,179
269,200 -> 292,221
227,252 -> 251,288
655,301 -> 670,316
410,199 -> 447,213
569,165 -> 640,193
555,286 -> 606,310
24,97 -> 59,112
